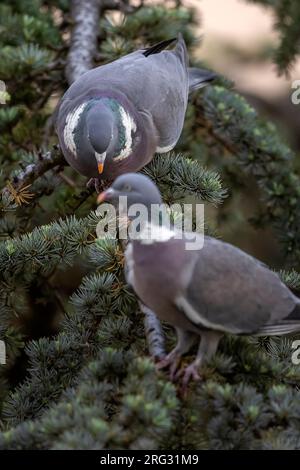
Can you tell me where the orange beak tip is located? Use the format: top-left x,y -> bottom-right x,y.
97,162 -> 104,174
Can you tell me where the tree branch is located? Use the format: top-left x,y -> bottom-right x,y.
139,302 -> 166,360
2,146 -> 65,209
65,0 -> 144,85
66,0 -> 102,85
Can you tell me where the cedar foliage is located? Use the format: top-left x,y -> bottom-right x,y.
0,0 -> 300,450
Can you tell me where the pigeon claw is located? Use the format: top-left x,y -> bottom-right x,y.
156,352 -> 181,381
175,362 -> 202,397
156,354 -> 175,370
86,178 -> 111,194
169,357 -> 181,382
86,177 -> 102,193
182,363 -> 201,388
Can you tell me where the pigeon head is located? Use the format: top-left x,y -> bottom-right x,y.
62,97 -> 138,178
85,102 -> 117,174
97,173 -> 162,215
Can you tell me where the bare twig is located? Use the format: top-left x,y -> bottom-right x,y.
59,172 -> 77,188
14,147 -> 64,189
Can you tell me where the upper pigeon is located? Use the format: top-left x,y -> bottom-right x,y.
55,36 -> 216,182
97,173 -> 300,386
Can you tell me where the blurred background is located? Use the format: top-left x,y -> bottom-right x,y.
180,0 -> 300,265
195,0 -> 300,153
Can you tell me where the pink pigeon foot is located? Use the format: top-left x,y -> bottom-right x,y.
87,178 -> 112,194
156,352 -> 181,380
182,363 -> 201,387
174,362 -> 202,397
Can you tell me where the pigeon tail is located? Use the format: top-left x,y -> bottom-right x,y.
254,301 -> 300,336
143,37 -> 177,57
188,67 -> 217,93
254,320 -> 300,336
174,33 -> 188,67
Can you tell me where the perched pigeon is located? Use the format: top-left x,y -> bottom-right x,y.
98,173 -> 300,385
55,36 -> 216,183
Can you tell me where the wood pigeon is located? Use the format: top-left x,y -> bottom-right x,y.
97,173 -> 300,386
55,36 -> 216,184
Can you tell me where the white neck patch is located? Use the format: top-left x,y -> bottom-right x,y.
135,222 -> 175,245
63,103 -> 87,156
156,142 -> 176,153
114,106 -> 137,162
63,102 -> 136,161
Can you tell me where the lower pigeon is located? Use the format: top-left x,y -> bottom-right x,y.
97,173 -> 300,385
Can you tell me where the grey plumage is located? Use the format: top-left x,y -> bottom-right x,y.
98,173 -> 300,384
55,36 -> 216,181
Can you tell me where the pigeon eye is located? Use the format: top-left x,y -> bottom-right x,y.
124,184 -> 131,191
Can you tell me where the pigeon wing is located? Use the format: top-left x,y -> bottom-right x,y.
177,236 -> 298,335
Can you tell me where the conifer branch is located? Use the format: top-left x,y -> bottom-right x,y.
1,147 -> 65,210
2,272 -> 117,424
197,86 -> 300,264
0,350 -> 177,450
143,153 -> 227,205
0,212 -> 98,280
244,0 -> 300,73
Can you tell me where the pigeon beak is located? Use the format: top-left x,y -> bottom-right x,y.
95,152 -> 106,175
98,162 -> 104,174
97,188 -> 115,204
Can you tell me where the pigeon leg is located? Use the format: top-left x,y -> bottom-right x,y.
181,330 -> 222,389
86,178 -> 112,193
87,177 -> 101,193
156,328 -> 198,380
